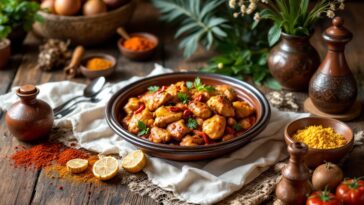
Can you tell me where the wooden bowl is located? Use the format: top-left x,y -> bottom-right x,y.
284,117 -> 354,168
106,72 -> 271,161
33,0 -> 136,46
117,33 -> 158,61
80,54 -> 116,79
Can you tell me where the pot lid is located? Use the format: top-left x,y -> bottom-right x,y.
323,17 -> 353,42
19,84 -> 37,94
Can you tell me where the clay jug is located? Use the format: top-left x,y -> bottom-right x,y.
276,142 -> 312,205
5,84 -> 54,141
268,32 -> 320,91
309,17 -> 356,114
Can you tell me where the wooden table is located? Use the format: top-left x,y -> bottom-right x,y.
1,2 -> 364,205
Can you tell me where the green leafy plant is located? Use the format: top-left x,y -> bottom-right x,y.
0,0 -> 42,40
177,92 -> 189,104
137,121 -> 150,137
152,0 -> 229,57
187,77 -> 216,92
229,0 -> 345,46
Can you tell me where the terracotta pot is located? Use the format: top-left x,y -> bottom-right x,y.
309,17 -> 356,114
8,25 -> 27,51
0,39 -> 11,69
268,32 -> 320,91
5,85 -> 54,142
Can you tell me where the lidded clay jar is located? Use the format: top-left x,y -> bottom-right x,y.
5,84 -> 54,141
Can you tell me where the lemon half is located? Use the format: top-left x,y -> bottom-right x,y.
66,158 -> 89,174
121,150 -> 147,173
92,156 -> 119,180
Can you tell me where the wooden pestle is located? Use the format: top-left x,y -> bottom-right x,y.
116,27 -> 130,40
64,46 -> 85,78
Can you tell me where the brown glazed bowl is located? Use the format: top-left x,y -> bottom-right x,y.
80,54 -> 116,79
117,32 -> 158,61
106,72 -> 271,161
284,117 -> 354,168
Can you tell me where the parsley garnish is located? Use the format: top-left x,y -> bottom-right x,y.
137,120 -> 150,136
194,77 -> 215,92
177,92 -> 189,104
148,86 -> 160,93
233,123 -> 242,131
186,81 -> 193,89
187,118 -> 197,129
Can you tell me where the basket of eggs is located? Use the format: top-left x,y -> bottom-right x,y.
33,0 -> 136,46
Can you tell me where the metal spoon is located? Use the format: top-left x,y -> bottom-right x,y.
53,76 -> 106,113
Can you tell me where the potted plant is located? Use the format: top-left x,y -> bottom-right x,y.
229,0 -> 345,91
0,0 -> 42,50
0,14 -> 11,69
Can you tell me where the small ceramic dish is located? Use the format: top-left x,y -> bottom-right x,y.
117,32 -> 158,61
106,72 -> 271,161
284,117 -> 354,168
80,54 -> 116,79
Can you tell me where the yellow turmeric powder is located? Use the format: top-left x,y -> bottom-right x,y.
292,125 -> 347,149
86,58 -> 112,71
122,36 -> 155,51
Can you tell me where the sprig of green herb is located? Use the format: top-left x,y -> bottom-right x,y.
137,121 -> 150,137
148,85 -> 160,93
187,118 -> 197,129
186,81 -> 193,89
194,77 -> 215,92
233,123 -> 242,132
177,92 -> 189,104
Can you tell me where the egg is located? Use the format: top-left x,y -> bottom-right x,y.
103,0 -> 126,10
54,0 -> 81,16
41,0 -> 55,14
83,0 -> 107,16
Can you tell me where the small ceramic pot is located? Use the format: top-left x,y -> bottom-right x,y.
80,54 -> 116,79
0,39 -> 11,69
268,32 -> 320,91
5,85 -> 54,141
117,32 -> 158,61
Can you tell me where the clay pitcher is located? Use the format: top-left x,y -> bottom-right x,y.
5,84 -> 54,141
276,142 -> 312,205
268,32 -> 320,91
309,17 -> 356,114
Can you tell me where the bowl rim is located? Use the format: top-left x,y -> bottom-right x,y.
117,32 -> 159,53
38,0 -> 134,20
106,72 -> 271,152
284,116 -> 354,151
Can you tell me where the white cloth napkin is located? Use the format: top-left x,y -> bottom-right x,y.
0,64 -> 310,205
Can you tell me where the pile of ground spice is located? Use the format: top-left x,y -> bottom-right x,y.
57,148 -> 90,165
122,36 -> 155,51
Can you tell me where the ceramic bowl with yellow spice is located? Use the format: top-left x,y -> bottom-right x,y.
80,54 -> 116,79
284,117 -> 353,168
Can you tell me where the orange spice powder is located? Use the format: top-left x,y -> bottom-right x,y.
86,58 -> 113,71
122,36 -> 155,51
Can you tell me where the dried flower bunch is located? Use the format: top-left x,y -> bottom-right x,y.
37,39 -> 71,71
229,0 -> 345,45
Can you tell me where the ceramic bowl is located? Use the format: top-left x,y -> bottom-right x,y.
33,0 -> 136,46
117,32 -> 158,61
106,72 -> 271,161
284,117 -> 354,168
80,54 -> 116,79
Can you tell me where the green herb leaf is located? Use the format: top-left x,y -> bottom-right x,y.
187,118 -> 198,129
186,81 -> 193,89
148,85 -> 160,93
194,77 -> 215,92
268,23 -> 282,46
137,120 -> 150,137
233,123 -> 242,131
177,92 -> 189,104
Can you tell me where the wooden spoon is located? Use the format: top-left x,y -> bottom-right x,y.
116,27 -> 130,40
64,46 -> 85,78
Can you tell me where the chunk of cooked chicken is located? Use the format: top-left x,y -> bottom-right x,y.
215,85 -> 237,101
180,135 -> 204,146
124,97 -> 140,115
238,117 -> 253,130
141,91 -> 172,111
233,101 -> 255,118
166,119 -> 190,141
191,90 -> 212,102
202,115 -> 226,139
166,81 -> 189,103
149,127 -> 171,143
154,106 -> 183,128
227,117 -> 237,126
188,101 -> 212,119
122,115 -> 132,127
128,109 -> 154,134
222,134 -> 234,142
207,95 -> 235,117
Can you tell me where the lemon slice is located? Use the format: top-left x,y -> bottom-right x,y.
122,150 -> 147,173
66,158 -> 89,174
92,156 -> 119,180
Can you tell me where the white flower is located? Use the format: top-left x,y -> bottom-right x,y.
229,0 -> 236,9
254,12 -> 261,22
217,63 -> 224,69
338,0 -> 345,3
330,3 -> 336,10
261,0 -> 268,3
238,0 -> 244,6
247,3 -> 256,14
233,12 -> 240,18
339,3 -> 345,10
240,5 -> 246,14
327,10 -> 335,18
